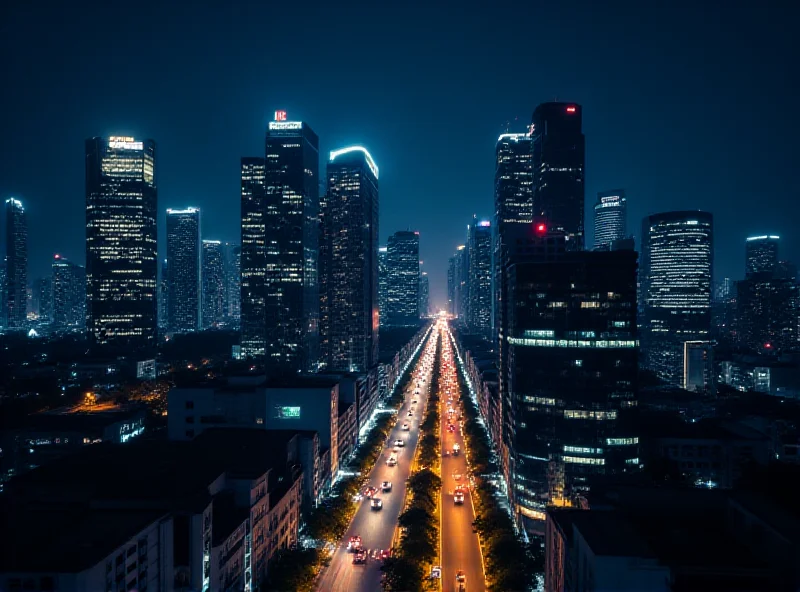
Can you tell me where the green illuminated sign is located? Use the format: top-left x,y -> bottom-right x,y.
278,406 -> 301,419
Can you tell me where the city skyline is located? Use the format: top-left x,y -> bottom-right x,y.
2,2 -> 797,308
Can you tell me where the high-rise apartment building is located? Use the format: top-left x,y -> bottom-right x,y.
52,255 -> 86,329
386,231 -> 420,326
531,102 -> 585,250
4,198 -> 28,328
639,211 -> 713,386
593,190 -> 627,250
85,137 -> 157,350
378,246 -> 389,326
324,146 -> 379,372
202,240 -> 225,329
263,113 -> 320,373
745,235 -> 780,277
240,157 -> 267,357
166,208 -> 201,333
467,219 -> 492,334
222,242 -> 241,328
502,224 -> 638,527
419,271 -> 429,318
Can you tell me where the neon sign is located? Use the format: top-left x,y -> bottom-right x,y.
268,121 -> 302,130
275,110 -> 287,121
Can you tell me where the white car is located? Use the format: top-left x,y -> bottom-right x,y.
371,498 -> 383,510
402,424 -> 410,431
387,455 -> 397,466
381,481 -> 392,492
394,439 -> 405,447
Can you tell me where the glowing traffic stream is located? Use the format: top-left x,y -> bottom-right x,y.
315,330 -> 439,592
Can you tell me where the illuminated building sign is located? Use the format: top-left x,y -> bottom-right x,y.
275,110 -> 287,121
108,136 -> 143,150
268,121 -> 302,130
566,106 -> 577,113
478,220 -> 491,227
119,421 -> 145,443
277,406 -> 301,419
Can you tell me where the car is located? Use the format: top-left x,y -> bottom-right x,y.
402,423 -> 410,431
387,455 -> 397,466
453,443 -> 460,456
379,548 -> 392,560
353,551 -> 367,564
347,536 -> 362,552
454,473 -> 462,481
394,439 -> 405,447
381,481 -> 392,492
456,570 -> 466,583
371,498 -> 383,510
454,489 -> 465,505
364,486 -> 377,498
407,411 -> 414,417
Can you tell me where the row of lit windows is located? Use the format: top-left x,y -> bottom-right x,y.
508,337 -> 637,348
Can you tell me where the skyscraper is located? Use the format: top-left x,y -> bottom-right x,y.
319,192 -> 331,364
386,230 -> 420,326
52,254 -> 86,329
263,113 -> 320,373
419,270 -> 429,318
0,260 -> 6,328
4,198 -> 28,329
494,131 -> 533,336
325,146 -> 379,372
32,278 -> 53,323
745,235 -> 780,277
640,211 -> 713,386
222,242 -> 241,329
158,258 -> 168,331
447,255 -> 456,315
531,102 -> 585,250
593,190 -> 627,250
502,224 -> 638,526
467,219 -> 492,334
166,208 -> 201,333
378,246 -> 388,326
202,240 -> 225,329
240,157 -> 267,357
86,136 -> 157,350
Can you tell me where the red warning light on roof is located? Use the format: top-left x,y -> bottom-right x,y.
274,110 -> 287,121
54,254 -> 61,259
566,106 -> 576,113
765,343 -> 772,349
535,223 -> 547,234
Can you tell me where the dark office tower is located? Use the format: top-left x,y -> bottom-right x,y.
640,211 -> 713,386
593,190 -> 627,250
503,225 -> 638,527
263,113 -> 320,373
326,146 -> 379,372
378,246 -> 388,326
240,157 -> 267,357
222,243 -> 241,328
52,255 -> 86,329
4,198 -> 28,328
447,255 -> 456,314
745,235 -> 779,277
386,231 -> 420,326
452,245 -> 468,320
468,219 -> 492,334
319,192 -> 331,365
531,102 -> 585,250
201,240 -> 225,328
166,208 -> 201,333
419,271 -> 429,318
86,137 -> 157,350
32,278 -> 53,323
158,258 -> 168,330
0,261 -> 6,327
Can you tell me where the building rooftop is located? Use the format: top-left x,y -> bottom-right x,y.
264,375 -> 340,389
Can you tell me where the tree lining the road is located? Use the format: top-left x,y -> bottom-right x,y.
382,333 -> 442,592
456,369 -> 544,591
261,547 -> 324,592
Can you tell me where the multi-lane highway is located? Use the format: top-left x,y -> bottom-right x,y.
440,323 -> 486,592
315,331 -> 438,592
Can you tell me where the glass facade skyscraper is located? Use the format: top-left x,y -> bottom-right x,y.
240,157 -> 267,357
202,240 -> 225,329
166,208 -> 201,333
419,270 -> 429,318
222,242 -> 241,329
531,102 -> 585,250
745,235 -> 780,277
4,198 -> 28,329
52,254 -> 85,329
639,211 -> 713,386
386,230 -> 420,326
467,219 -> 492,334
85,137 -> 157,350
378,246 -> 388,326
263,116 -> 320,373
593,190 -> 627,250
324,146 -> 379,372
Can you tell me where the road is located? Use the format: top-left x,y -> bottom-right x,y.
315,332 -> 438,592
439,322 -> 486,592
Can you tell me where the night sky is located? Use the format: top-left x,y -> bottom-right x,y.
1,0 -> 798,308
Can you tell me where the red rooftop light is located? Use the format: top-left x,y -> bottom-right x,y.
566,106 -> 576,113
536,223 -> 547,234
